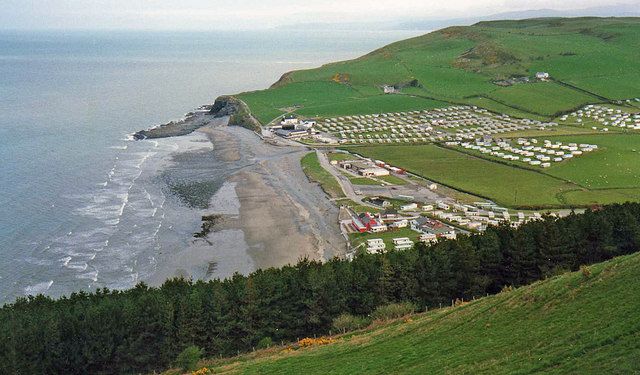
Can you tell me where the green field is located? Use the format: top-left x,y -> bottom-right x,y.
348,137 -> 640,208
347,144 -> 577,208
348,177 -> 381,186
484,81 -> 598,116
545,134 -> 640,188
235,18 -> 640,124
300,152 -> 345,198
378,174 -> 407,185
193,252 -> 640,374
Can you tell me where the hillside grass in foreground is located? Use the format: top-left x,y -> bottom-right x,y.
188,252 -> 640,374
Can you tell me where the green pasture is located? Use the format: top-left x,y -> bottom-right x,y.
347,144 -> 576,208
545,134 -> 640,189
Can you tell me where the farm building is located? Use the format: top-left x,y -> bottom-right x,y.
339,160 -> 389,177
535,72 -> 550,80
280,115 -> 299,126
351,216 -> 368,233
275,129 -> 312,139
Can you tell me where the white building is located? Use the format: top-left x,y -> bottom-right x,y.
535,72 -> 550,80
389,219 -> 409,229
281,115 -> 299,126
422,204 -> 434,212
436,201 -> 450,210
366,239 -> 386,254
419,233 -> 437,243
400,203 -> 418,211
393,237 -> 414,251
359,167 -> 390,177
369,222 -> 388,233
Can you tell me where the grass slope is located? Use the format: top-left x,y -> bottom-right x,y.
236,18 -> 640,124
300,152 -> 345,198
193,252 -> 640,374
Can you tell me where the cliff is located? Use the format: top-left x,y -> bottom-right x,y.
208,95 -> 262,131
133,96 -> 261,140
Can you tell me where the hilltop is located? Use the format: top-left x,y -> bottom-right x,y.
174,251 -> 640,374
228,17 -> 640,125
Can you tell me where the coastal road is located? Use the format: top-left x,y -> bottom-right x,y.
315,150 -> 370,206
316,150 -> 446,206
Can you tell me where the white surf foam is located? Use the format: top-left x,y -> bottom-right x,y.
24,280 -> 54,295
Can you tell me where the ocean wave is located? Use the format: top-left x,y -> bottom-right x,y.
65,261 -> 88,271
60,256 -> 72,266
76,269 -> 98,282
24,280 -> 54,295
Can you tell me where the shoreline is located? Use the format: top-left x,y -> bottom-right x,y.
147,116 -> 345,285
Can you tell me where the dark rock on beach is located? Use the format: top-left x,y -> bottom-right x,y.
133,95 -> 261,140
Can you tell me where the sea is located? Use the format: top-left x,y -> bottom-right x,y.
0,29 -> 424,304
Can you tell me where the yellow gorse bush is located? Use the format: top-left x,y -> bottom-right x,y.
297,337 -> 335,347
192,367 -> 211,375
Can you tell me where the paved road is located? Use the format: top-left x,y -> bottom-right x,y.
316,150 -> 450,206
315,150 -> 362,202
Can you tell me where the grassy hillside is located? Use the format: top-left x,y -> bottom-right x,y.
182,252 -> 640,374
235,17 -> 640,124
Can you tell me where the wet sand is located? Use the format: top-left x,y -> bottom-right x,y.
149,118 -> 345,283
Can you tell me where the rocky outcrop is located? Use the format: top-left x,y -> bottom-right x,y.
133,95 -> 262,140
133,109 -> 212,140
211,95 -> 262,131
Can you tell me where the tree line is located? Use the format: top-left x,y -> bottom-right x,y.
1,203 -> 639,374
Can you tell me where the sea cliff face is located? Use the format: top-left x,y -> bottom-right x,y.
133,96 -> 261,140
210,95 -> 262,131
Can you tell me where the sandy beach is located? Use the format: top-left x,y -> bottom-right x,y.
149,117 -> 345,283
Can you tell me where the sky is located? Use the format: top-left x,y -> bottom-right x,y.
0,0 -> 636,30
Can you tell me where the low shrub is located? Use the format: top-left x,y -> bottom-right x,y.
175,345 -> 203,372
371,302 -> 416,321
580,265 -> 592,278
297,337 -> 335,347
332,313 -> 371,333
257,336 -> 273,349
